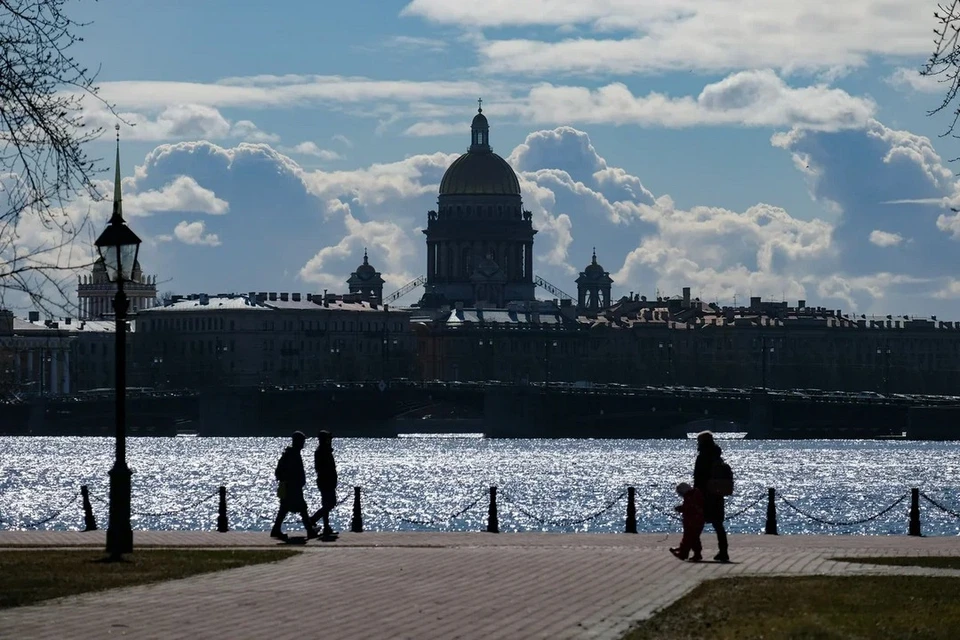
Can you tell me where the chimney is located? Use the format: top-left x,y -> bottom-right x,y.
258,292 -> 268,303
629,291 -> 634,301
798,299 -> 806,309
324,289 -> 328,307
682,287 -> 691,309
248,291 -> 256,302
750,296 -> 761,309
199,293 -> 209,305
306,293 -> 313,302
455,301 -> 463,312
269,292 -> 277,301
292,293 -> 301,302
384,304 -> 389,312
28,311 -> 40,322
280,292 -> 289,302
65,317 -> 72,325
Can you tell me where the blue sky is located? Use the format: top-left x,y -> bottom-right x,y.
40,1 -> 960,316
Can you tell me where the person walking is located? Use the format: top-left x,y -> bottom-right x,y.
693,430 -> 730,562
670,482 -> 705,562
271,431 -> 319,541
309,430 -> 339,538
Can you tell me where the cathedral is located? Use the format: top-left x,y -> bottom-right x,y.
419,102 -> 538,309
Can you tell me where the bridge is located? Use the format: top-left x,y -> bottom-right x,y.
203,382 -> 960,440
5,381 -> 957,439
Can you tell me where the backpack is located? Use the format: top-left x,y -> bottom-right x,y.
708,458 -> 734,497
275,448 -> 290,482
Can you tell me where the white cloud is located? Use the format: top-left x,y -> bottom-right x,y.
404,121 -> 471,136
83,104 -> 279,143
91,71 -> 869,134
124,176 -> 230,217
383,35 -> 448,52
173,221 -> 221,246
332,134 -> 354,148
299,209 -> 418,291
517,71 -> 874,131
403,0 -> 931,75
869,230 -> 905,247
887,67 -> 942,93
231,120 -> 280,143
280,142 -> 342,161
98,76 -> 495,110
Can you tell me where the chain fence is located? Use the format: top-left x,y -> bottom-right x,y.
2,485 -> 955,534
500,490 -> 628,528
361,490 -> 486,527
920,492 -> 960,519
778,493 -> 908,527
0,492 -> 80,529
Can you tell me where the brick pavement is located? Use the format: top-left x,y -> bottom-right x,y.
1,532 -> 959,640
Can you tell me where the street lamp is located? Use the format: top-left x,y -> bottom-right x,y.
95,126 -> 142,559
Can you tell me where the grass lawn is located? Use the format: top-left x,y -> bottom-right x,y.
835,556 -> 960,570
623,575 -> 960,640
0,549 -> 299,609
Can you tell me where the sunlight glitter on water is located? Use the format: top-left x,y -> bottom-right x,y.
0,437 -> 958,535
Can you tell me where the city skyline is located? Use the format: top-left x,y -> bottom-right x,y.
17,1 -> 960,318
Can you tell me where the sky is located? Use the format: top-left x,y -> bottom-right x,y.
27,0 -> 960,317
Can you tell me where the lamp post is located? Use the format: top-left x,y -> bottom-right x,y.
96,126 -> 142,559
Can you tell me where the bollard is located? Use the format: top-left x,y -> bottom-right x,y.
764,487 -> 778,535
486,486 -> 499,533
351,486 -> 363,533
80,485 -> 97,532
217,486 -> 229,533
909,488 -> 921,537
625,486 -> 637,534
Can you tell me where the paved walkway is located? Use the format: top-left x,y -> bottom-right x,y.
1,531 -> 959,639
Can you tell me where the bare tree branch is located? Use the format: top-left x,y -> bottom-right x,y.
1,0 -> 114,315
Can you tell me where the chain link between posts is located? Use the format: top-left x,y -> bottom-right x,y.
723,493 -> 767,521
779,493 -> 908,527
361,489 -> 486,527
501,490 -> 628,528
0,493 -> 80,529
920,492 -> 960,519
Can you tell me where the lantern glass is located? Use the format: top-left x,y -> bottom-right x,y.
95,222 -> 142,283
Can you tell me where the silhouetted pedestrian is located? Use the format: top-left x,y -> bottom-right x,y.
271,431 -> 319,541
670,482 -> 704,562
693,430 -> 730,562
309,430 -> 339,538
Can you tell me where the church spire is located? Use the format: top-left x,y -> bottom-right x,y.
470,99 -> 490,153
110,124 -> 123,224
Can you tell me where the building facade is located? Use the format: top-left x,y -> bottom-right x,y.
133,291 -> 415,388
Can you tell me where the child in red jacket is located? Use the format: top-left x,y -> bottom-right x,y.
670,482 -> 705,562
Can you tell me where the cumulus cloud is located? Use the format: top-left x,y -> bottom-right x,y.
58,117 -> 960,317
279,142 -> 342,161
517,71 -> 874,131
869,230 -> 904,247
173,221 -> 221,246
124,176 -> 230,217
402,0 -> 931,76
887,67 -> 942,94
82,103 -> 279,143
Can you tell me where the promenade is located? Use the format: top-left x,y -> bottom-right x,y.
1,531 -> 958,639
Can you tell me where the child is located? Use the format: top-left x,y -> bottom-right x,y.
670,482 -> 705,562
